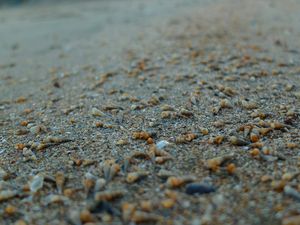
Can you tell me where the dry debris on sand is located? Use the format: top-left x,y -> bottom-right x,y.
0,0 -> 300,224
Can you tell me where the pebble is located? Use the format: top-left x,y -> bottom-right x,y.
29,174 -> 44,193
241,100 -> 257,109
284,186 -> 300,201
88,201 -> 114,215
131,211 -> 161,223
126,171 -> 149,183
220,99 -> 233,108
155,156 -> 173,164
44,194 -> 70,205
206,154 -> 234,171
160,104 -> 175,111
0,168 -> 9,180
0,190 -> 18,202
156,140 -> 170,150
91,107 -> 105,117
102,160 -> 120,181
157,169 -> 175,179
166,176 -> 196,188
30,125 -> 47,134
161,198 -> 176,208
185,183 -> 216,195
22,148 -> 37,161
15,129 -> 29,135
94,178 -> 106,192
80,209 -> 95,223
55,172 -> 65,194
282,215 -> 300,225
229,136 -> 249,146
94,190 -> 124,202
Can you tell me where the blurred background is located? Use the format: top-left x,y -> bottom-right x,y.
0,0 -> 87,7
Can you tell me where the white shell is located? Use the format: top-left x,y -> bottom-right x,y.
156,140 -> 170,150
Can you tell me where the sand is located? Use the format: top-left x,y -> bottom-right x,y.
0,0 -> 300,224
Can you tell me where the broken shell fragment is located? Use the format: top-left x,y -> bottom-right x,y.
55,171 -> 65,194
156,140 -> 170,150
94,178 -> 106,192
241,100 -> 257,109
131,211 -> 162,223
166,176 -> 196,188
126,171 -> 149,184
44,194 -> 70,205
122,202 -> 136,222
229,136 -> 249,146
155,156 -> 173,164
91,107 -> 105,117
157,169 -> 175,179
206,154 -> 234,171
29,174 -> 44,193
94,190 -> 124,202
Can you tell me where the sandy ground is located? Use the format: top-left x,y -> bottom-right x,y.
0,0 -> 300,224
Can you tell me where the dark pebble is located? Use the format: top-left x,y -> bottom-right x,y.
185,183 -> 216,195
89,201 -> 114,215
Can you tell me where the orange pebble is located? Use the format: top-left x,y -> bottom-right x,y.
15,143 -> 25,150
286,142 -> 298,149
140,200 -> 152,212
80,210 -> 94,223
20,121 -> 28,126
250,133 -> 260,143
161,198 -> 175,208
5,205 -> 17,215
250,148 -> 260,157
226,163 -> 236,174
147,138 -> 154,144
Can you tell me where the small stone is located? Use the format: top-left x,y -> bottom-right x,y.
241,100 -> 257,110
229,136 -> 249,146
44,194 -> 70,205
179,108 -> 193,117
166,176 -> 196,188
94,190 -> 124,202
185,183 -> 216,195
5,204 -> 17,215
157,169 -> 175,179
282,215 -> 300,225
199,127 -> 209,135
220,99 -> 233,108
29,174 -> 44,193
156,140 -> 170,150
126,171 -> 149,184
284,186 -> 300,201
0,168 -> 9,180
80,209 -> 95,223
131,211 -> 161,223
91,107 -> 105,117
293,92 -> 300,99
0,190 -> 18,202
140,200 -> 152,212
94,178 -> 106,192
160,104 -> 175,111
116,139 -> 129,145
15,129 -> 29,135
226,163 -> 236,174
29,125 -> 47,135
161,198 -> 175,208
14,220 -> 27,225
206,154 -> 234,171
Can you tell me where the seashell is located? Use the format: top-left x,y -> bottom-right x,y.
30,174 -> 44,193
